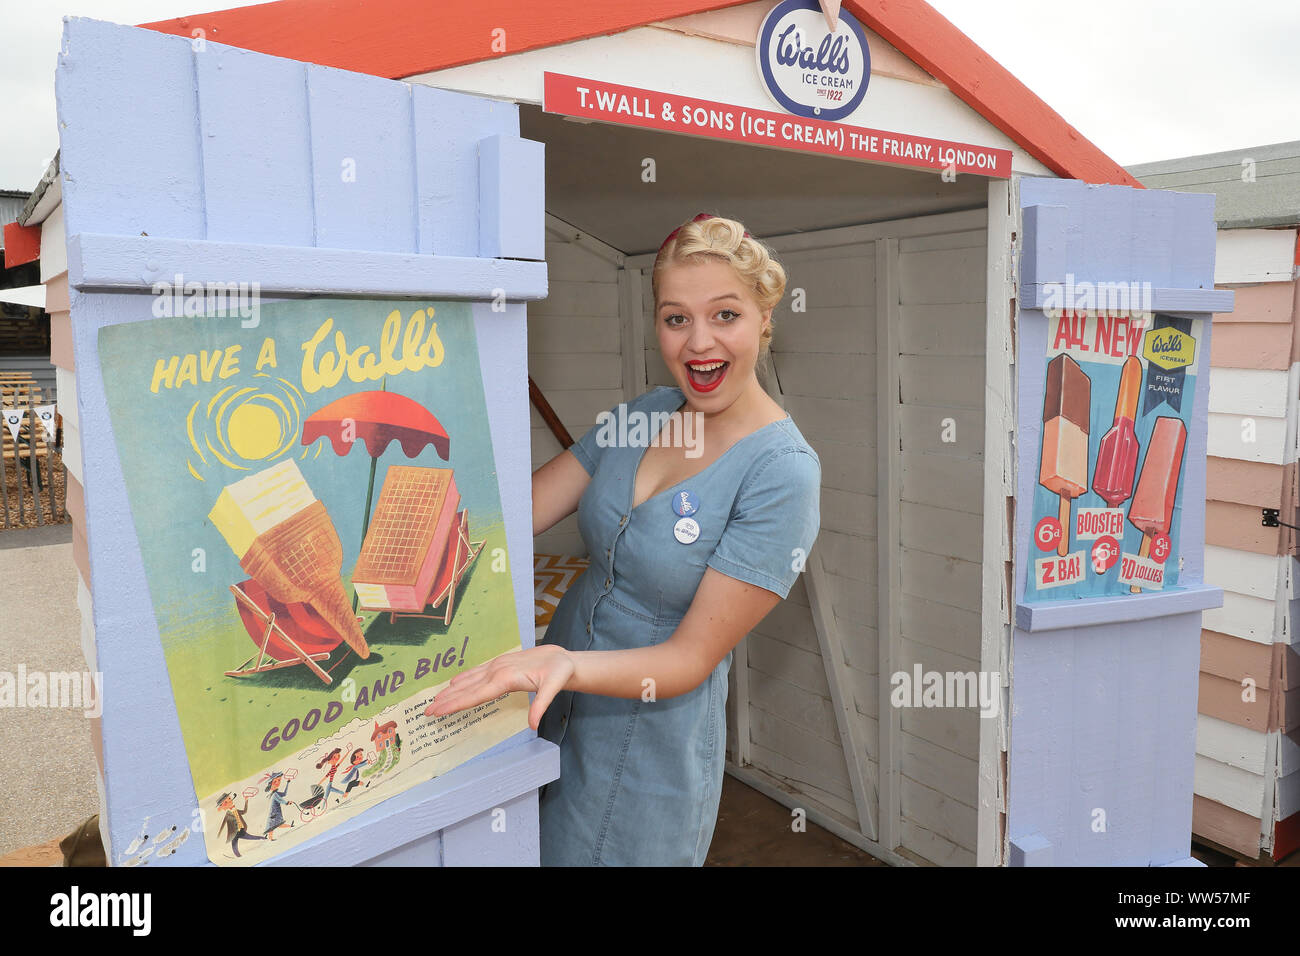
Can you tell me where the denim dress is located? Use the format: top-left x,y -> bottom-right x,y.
537,386 -> 822,866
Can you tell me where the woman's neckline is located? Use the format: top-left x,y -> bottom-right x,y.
628,387 -> 791,514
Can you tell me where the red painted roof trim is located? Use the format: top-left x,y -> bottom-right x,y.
844,0 -> 1140,187
141,0 -> 754,76
3,222 -> 41,269
142,0 -> 1138,187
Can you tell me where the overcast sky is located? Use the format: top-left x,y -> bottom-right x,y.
2,0 -> 1298,191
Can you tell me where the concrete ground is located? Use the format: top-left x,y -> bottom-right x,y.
0,525 -> 100,859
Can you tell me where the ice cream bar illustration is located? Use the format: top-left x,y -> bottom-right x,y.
1127,416 -> 1187,593
1092,355 -> 1143,508
1039,353 -> 1091,556
209,460 -> 370,658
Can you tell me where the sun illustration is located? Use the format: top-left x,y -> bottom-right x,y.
185,375 -> 319,481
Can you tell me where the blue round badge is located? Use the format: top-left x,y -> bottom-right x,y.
672,489 -> 699,517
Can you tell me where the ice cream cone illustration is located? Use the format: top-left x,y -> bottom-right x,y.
209,460 -> 369,657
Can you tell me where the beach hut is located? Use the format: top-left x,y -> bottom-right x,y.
1132,143 -> 1300,862
7,0 -> 1232,866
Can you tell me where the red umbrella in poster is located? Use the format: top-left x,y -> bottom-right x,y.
301,390 -> 451,609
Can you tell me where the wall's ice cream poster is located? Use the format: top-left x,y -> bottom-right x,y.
1025,311 -> 1203,601
98,298 -> 529,865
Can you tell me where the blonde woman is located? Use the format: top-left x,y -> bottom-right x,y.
429,213 -> 822,865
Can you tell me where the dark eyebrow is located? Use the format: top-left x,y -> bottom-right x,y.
658,293 -> 742,310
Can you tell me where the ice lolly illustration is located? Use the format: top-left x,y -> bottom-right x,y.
1127,416 -> 1187,593
1091,355 -> 1143,507
210,459 -> 370,657
1040,353 -> 1091,556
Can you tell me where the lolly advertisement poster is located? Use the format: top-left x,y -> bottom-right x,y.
1024,311 -> 1203,602
98,297 -> 529,866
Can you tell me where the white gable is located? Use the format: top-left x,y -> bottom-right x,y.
407,4 -> 1051,178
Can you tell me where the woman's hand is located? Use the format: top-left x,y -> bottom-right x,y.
424,644 -> 575,731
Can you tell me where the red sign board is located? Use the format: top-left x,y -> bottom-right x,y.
542,71 -> 1012,178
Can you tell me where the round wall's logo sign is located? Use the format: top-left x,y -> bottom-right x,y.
755,0 -> 870,121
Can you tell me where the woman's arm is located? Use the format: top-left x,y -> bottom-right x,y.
425,567 -> 781,729
567,568 -> 780,699
532,448 -> 592,537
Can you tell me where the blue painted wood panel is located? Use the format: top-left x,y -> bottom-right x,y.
195,44 -> 315,246
1019,178 -> 1219,291
413,86 -> 519,258
441,790 -> 541,866
55,17 -> 545,262
1009,611 -> 1203,865
67,234 -> 548,300
54,18 -> 555,867
479,134 -> 546,260
55,19 -> 206,242
1009,176 -> 1222,866
306,63 -> 418,253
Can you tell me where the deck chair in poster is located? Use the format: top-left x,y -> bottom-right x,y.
228,578 -> 349,685
382,510 -> 485,627
426,509 -> 485,626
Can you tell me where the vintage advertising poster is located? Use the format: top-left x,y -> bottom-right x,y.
99,298 -> 529,865
1024,311 -> 1203,602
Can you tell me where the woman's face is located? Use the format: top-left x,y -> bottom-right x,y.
655,257 -> 770,409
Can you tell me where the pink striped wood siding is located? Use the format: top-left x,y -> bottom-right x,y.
1193,793 -> 1264,859
1201,629 -> 1280,687
64,473 -> 90,590
1199,630 -> 1300,731
49,313 -> 72,371
45,272 -> 69,312
46,274 -> 74,371
1196,273 -> 1298,861
1211,322 -> 1292,369
1213,281 -> 1295,323
1206,457 -> 1286,510
1198,673 -> 1273,732
1205,501 -> 1285,555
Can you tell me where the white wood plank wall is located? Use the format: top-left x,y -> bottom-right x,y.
529,225 -> 625,558
892,227 -> 988,865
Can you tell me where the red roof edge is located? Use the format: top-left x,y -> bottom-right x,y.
141,0 -> 1138,187
845,0 -> 1140,187
4,223 -> 41,269
140,0 -> 754,77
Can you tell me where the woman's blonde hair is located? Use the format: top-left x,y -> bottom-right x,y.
651,213 -> 786,355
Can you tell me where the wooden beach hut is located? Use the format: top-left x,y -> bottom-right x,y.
6,0 -> 1233,866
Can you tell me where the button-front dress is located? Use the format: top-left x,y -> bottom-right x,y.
537,385 -> 822,866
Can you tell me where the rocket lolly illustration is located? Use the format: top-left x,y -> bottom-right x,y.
1092,355 -> 1143,508
1039,354 -> 1091,556
1127,416 -> 1187,593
